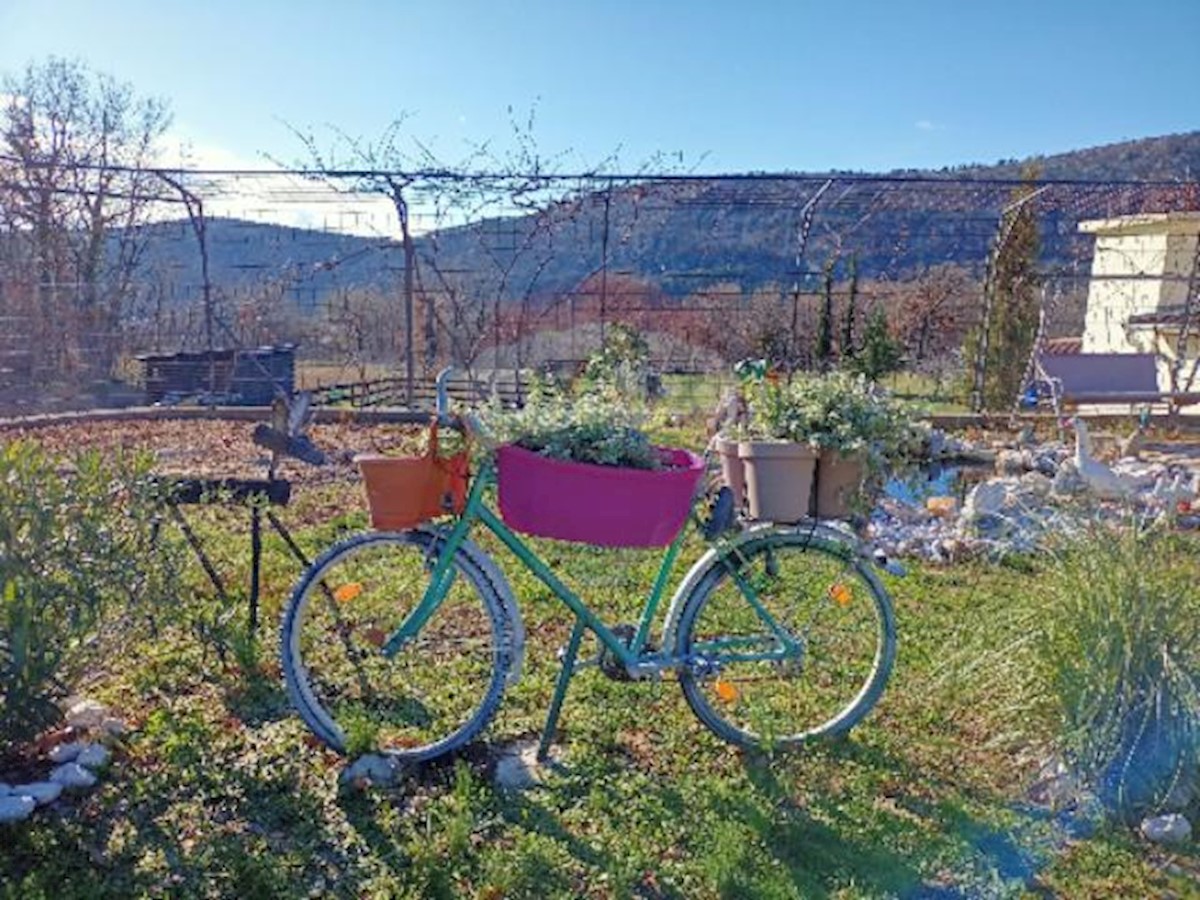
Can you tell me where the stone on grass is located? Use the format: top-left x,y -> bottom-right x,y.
493,740 -> 551,791
0,795 -> 36,823
76,744 -> 111,770
1141,813 -> 1192,845
48,741 -> 86,763
341,754 -> 398,788
65,699 -> 108,730
12,782 -> 62,806
1029,758 -> 1080,809
100,717 -> 127,739
50,762 -> 98,790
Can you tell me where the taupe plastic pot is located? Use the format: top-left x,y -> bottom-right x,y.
814,450 -> 866,519
738,440 -> 817,523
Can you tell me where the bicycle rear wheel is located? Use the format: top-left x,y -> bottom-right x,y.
675,530 -> 896,751
281,530 -> 511,761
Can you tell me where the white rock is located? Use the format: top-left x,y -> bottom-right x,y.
1029,758 -> 1080,808
962,480 -> 1010,521
493,740 -> 553,791
11,782 -> 62,806
341,754 -> 397,787
1017,471 -> 1053,497
65,699 -> 108,730
1141,813 -> 1192,845
995,449 -> 1027,476
0,795 -> 36,823
75,744 -> 111,770
50,762 -> 98,790
48,741 -> 86,763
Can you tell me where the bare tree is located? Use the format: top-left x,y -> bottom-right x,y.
0,58 -> 169,379
893,264 -> 975,362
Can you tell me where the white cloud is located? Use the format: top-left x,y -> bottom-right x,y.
151,131 -> 404,238
915,119 -> 945,132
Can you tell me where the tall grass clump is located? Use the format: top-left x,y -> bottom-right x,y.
0,441 -> 178,748
1038,526 -> 1199,821
957,522 -> 1199,823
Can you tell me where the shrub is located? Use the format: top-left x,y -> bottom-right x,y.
0,441 -> 177,748
580,322 -> 654,402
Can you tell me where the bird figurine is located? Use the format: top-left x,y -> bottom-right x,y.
1065,416 -> 1154,500
1117,407 -> 1152,460
1148,469 -> 1198,510
707,387 -> 749,439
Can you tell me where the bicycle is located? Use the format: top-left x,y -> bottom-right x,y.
281,382 -> 899,764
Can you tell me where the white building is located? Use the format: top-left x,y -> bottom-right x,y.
1079,212 -> 1200,382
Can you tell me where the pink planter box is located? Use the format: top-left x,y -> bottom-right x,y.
497,444 -> 705,547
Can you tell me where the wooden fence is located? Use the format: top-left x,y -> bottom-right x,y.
309,372 -> 534,410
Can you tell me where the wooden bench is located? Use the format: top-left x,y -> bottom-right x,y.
1033,352 -> 1200,411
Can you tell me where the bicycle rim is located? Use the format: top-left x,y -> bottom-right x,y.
676,532 -> 896,751
281,530 -> 508,761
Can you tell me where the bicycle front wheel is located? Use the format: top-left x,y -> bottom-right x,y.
281,530 -> 511,761
675,530 -> 896,751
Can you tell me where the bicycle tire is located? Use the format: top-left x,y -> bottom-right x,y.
675,529 -> 896,751
281,529 -> 511,761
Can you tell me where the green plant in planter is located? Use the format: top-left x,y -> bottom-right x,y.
483,382 -> 662,470
733,365 -> 924,519
744,368 -> 924,470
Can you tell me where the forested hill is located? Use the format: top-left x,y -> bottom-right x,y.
135,131 -> 1200,309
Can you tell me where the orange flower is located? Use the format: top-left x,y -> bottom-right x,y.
333,582 -> 362,603
829,583 -> 853,606
714,680 -> 739,702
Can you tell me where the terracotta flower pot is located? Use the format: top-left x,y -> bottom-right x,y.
815,450 -> 867,520
714,435 -> 746,511
738,440 -> 817,523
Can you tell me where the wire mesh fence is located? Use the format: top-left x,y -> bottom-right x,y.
1,161 -> 1197,416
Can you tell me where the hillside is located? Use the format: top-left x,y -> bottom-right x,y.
132,131 -> 1200,311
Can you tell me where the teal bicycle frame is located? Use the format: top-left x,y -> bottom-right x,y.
376,453 -> 812,760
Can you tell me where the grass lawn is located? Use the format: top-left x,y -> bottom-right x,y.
1,420 -> 1197,899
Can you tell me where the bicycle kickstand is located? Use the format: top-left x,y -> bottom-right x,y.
538,616 -> 587,762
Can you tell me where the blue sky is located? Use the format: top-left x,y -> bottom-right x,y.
2,0 -> 1197,175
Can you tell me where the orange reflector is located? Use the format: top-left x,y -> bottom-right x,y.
715,680 -> 738,702
829,583 -> 852,606
334,582 -> 363,603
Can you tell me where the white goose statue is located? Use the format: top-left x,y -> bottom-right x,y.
1066,416 -> 1155,500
